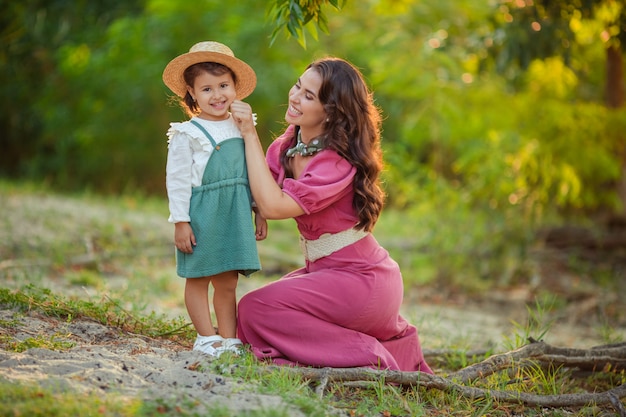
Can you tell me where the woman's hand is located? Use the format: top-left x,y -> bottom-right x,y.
232,101 -> 305,220
231,100 -> 256,138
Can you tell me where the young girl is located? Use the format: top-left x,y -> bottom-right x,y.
162,41 -> 266,357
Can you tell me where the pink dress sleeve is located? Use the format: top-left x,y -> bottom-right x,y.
266,127 -> 358,238
282,154 -> 355,215
266,129 -> 355,215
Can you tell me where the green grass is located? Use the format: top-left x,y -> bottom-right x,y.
0,377 -> 290,417
0,285 -> 195,342
0,380 -> 142,417
503,295 -> 557,351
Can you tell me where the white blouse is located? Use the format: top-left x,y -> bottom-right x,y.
165,115 -> 243,223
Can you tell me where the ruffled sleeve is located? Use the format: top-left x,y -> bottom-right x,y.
167,121 -> 204,142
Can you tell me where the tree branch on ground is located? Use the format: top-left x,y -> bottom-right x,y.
257,340 -> 626,412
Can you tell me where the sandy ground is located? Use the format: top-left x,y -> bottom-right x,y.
0,306 -> 324,416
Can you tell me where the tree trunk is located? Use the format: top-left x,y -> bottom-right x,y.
606,44 -> 624,109
605,44 -> 626,212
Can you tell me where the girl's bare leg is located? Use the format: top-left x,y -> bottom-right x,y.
211,270 -> 239,338
184,277 -> 216,336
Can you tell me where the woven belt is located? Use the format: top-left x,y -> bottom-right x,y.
299,228 -> 369,262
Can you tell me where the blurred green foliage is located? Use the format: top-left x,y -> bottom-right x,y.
1,0 -> 625,286
268,0 -> 346,48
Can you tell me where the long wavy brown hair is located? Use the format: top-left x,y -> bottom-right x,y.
282,57 -> 385,232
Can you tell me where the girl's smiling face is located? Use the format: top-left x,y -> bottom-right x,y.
187,70 -> 237,121
285,68 -> 327,141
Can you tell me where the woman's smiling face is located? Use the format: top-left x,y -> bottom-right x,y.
285,68 -> 327,140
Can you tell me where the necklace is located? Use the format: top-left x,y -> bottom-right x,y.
285,131 -> 325,157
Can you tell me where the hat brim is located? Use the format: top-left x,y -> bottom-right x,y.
162,51 -> 256,99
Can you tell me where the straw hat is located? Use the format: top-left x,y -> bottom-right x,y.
162,41 -> 256,99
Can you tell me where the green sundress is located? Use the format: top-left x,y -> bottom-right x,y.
176,120 -> 260,278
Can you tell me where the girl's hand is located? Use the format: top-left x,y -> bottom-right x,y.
174,222 -> 196,253
254,212 -> 268,241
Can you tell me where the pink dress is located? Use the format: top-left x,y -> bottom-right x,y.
237,126 -> 433,373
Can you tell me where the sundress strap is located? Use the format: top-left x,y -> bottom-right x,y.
190,120 -> 219,149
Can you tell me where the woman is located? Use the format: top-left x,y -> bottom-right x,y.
231,57 -> 432,373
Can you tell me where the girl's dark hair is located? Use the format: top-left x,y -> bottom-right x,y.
283,57 -> 385,232
180,62 -> 235,117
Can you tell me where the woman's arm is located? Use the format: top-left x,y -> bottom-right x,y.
231,100 -> 304,220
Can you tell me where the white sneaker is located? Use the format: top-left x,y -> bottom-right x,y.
193,334 -> 224,357
222,338 -> 243,354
